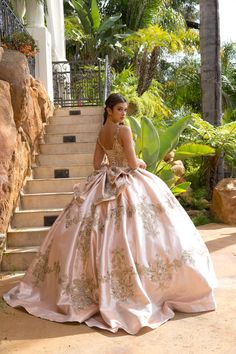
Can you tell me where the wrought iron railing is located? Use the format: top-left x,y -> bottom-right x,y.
0,0 -> 35,76
52,57 -> 111,107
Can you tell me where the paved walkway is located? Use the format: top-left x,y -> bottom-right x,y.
0,223 -> 236,354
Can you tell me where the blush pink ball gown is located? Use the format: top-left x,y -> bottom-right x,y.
3,126 -> 217,334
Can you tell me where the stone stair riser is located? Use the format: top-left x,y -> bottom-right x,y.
54,107 -> 103,116
44,133 -> 98,144
24,178 -> 86,194
40,142 -> 96,155
45,123 -> 101,134
2,251 -> 38,271
33,165 -> 93,179
49,115 -> 102,125
36,154 -> 93,166
12,210 -> 62,228
21,193 -> 73,210
7,229 -> 49,247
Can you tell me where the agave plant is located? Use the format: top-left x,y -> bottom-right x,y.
127,115 -> 215,195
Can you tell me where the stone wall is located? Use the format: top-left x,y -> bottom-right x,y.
0,48 -> 53,263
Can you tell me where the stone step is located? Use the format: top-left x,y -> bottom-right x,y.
33,164 -> 93,179
40,142 -> 96,155
7,227 -> 50,247
12,208 -> 63,228
44,132 -> 98,144
2,246 -> 39,271
24,177 -> 86,193
54,106 -> 103,116
36,153 -> 93,166
45,122 -> 101,134
49,114 -> 102,125
20,192 -> 73,210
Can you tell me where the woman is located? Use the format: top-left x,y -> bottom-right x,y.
3,93 -> 217,334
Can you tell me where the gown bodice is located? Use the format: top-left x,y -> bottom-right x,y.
97,125 -> 129,168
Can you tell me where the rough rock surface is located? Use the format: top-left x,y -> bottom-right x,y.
0,49 -> 53,264
31,77 -> 54,123
212,178 -> 236,225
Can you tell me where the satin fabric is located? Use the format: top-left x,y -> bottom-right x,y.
3,164 -> 217,334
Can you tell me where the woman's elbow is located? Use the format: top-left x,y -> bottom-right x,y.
128,161 -> 138,169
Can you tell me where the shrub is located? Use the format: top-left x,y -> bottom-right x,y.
2,32 -> 39,58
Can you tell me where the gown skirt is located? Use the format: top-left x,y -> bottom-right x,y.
3,165 -> 217,334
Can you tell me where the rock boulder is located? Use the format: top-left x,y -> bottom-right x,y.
212,178 -> 236,225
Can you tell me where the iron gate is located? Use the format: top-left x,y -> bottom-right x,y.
52,58 -> 110,107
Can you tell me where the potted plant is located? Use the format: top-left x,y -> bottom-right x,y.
2,32 -> 39,57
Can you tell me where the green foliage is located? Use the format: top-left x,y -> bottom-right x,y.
66,0 -> 126,60
98,0 -> 163,30
127,115 -> 216,195
160,56 -> 201,113
157,115 -> 192,164
174,143 -> 215,160
64,17 -> 84,42
91,0 -> 101,30
112,68 -> 171,119
134,117 -> 160,170
125,25 -> 182,53
168,0 -> 199,21
152,5 -> 186,32
2,32 -> 39,57
221,43 -> 236,122
181,115 -> 236,175
171,182 -> 191,196
191,212 -> 212,227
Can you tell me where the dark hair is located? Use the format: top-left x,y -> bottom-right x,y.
103,93 -> 127,125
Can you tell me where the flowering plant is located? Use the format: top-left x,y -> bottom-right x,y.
2,32 -> 39,58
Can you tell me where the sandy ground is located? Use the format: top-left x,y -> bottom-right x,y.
0,223 -> 236,354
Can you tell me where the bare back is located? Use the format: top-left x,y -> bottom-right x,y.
93,123 -> 138,170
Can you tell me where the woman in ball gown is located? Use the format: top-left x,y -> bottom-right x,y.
3,93 -> 217,335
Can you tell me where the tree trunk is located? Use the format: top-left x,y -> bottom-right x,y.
200,0 -> 223,196
137,47 -> 160,96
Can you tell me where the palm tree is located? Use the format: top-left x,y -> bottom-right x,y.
199,0 -> 223,194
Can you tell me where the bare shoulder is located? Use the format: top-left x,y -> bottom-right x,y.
119,125 -> 133,146
119,125 -> 132,137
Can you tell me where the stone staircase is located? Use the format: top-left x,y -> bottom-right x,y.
1,106 -> 103,272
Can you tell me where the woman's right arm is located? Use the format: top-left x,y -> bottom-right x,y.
93,141 -> 105,170
120,126 -> 146,169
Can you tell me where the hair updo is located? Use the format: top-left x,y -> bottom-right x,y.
103,93 -> 127,125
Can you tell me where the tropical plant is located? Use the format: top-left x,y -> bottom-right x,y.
181,115 -> 236,178
127,115 -> 215,195
221,42 -> 236,123
159,55 -> 201,113
168,0 -> 199,23
98,0 -> 163,30
112,68 -> 171,120
65,0 -> 127,61
124,24 -> 199,95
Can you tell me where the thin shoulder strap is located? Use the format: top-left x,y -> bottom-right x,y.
114,124 -> 121,141
97,136 -> 106,151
